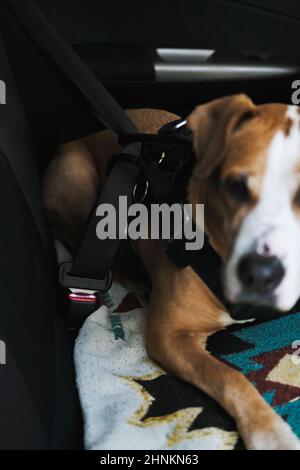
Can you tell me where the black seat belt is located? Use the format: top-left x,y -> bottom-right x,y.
7,0 -> 142,325
6,0 -> 137,136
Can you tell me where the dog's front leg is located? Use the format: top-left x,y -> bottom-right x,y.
145,287 -> 300,450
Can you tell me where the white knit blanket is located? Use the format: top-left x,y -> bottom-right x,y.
74,282 -> 238,450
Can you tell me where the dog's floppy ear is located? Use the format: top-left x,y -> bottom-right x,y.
187,94 -> 256,179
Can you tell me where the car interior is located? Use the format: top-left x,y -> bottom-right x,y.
0,0 -> 299,451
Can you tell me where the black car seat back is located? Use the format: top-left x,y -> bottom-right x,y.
0,19 -> 82,450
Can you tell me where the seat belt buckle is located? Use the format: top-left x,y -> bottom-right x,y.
59,262 -> 112,305
59,262 -> 113,329
59,262 -> 112,291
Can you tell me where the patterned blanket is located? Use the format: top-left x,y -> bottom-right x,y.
74,282 -> 300,450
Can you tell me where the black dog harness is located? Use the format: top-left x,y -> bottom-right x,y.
61,119 -> 282,325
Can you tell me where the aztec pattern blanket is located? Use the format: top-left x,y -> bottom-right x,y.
74,282 -> 300,450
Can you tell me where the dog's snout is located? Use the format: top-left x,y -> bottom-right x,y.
238,253 -> 285,294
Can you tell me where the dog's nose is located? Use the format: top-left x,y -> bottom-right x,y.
238,253 -> 285,294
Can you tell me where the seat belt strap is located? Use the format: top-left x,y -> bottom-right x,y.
59,143 -> 141,328
7,0 -> 141,303
70,143 -> 141,282
7,0 -> 137,136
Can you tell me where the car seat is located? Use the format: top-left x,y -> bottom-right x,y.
0,2 -> 87,449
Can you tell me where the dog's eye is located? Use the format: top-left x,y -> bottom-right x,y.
223,176 -> 250,203
294,188 -> 300,207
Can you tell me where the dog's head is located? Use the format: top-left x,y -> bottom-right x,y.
188,94 -> 300,312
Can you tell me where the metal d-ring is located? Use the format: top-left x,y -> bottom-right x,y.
158,152 -> 166,165
133,179 -> 149,203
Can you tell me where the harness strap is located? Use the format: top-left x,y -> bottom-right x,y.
57,143 -> 142,328
71,144 -> 141,283
108,153 -> 177,203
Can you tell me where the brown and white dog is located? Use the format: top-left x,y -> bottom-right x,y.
43,95 -> 300,450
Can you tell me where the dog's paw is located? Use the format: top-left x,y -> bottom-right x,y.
246,419 -> 300,450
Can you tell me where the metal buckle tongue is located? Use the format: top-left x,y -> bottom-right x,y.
68,289 -> 99,305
